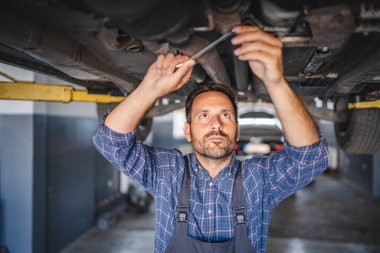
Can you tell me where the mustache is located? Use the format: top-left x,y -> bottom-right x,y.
204,130 -> 229,139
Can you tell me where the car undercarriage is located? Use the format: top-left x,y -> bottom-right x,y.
1,0 -> 380,154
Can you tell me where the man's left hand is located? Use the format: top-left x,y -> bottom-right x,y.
231,25 -> 285,87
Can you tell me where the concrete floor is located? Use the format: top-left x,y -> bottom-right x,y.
60,173 -> 380,253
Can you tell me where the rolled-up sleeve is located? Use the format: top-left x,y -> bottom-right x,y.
92,114 -> 160,195
264,126 -> 329,207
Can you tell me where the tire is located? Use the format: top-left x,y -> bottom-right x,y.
334,108 -> 380,154
96,103 -> 152,141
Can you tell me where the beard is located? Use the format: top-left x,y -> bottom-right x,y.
191,129 -> 236,160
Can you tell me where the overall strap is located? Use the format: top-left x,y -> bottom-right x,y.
232,161 -> 248,237
176,156 -> 191,223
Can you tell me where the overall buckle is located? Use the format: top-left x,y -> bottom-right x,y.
233,207 -> 247,224
176,205 -> 189,223
177,212 -> 188,222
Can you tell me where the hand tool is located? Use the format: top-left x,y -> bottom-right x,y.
175,31 -> 236,68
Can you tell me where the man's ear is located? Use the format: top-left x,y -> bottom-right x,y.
236,124 -> 240,142
183,122 -> 192,142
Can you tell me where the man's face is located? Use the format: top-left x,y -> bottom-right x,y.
183,91 -> 240,160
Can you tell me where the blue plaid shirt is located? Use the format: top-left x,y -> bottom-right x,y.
93,119 -> 328,253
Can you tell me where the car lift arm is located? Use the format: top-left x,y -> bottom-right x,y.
0,71 -> 124,103
348,100 -> 380,109
0,71 -> 379,107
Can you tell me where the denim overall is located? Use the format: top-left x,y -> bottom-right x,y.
164,158 -> 256,253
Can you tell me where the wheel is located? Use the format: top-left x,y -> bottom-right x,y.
334,108 -> 380,154
97,103 -> 153,141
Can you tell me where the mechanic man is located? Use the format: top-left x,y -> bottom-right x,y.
93,26 -> 328,253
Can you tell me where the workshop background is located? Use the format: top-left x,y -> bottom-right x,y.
1,62 -> 380,253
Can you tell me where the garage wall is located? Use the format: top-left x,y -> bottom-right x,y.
34,76 -> 120,253
44,115 -> 97,253
0,65 -> 36,253
0,64 -> 120,253
0,114 -> 35,253
33,115 -> 48,253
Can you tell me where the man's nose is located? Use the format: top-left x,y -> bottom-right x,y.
210,116 -> 222,131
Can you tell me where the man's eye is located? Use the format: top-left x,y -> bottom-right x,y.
222,113 -> 231,118
200,113 -> 208,119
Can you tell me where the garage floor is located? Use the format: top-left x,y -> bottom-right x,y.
60,173 -> 380,253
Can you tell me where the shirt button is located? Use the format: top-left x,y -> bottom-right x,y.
209,182 -> 213,187
208,209 -> 213,215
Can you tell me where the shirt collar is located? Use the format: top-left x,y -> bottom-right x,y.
188,152 -> 239,180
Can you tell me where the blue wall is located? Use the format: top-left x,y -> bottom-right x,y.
0,115 -> 34,253
0,114 -> 119,253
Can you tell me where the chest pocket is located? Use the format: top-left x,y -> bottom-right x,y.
215,180 -> 234,205
216,191 -> 231,206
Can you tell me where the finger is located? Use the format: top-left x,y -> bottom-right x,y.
155,55 -> 165,67
231,30 -> 282,48
177,67 -> 193,88
179,55 -> 190,63
234,41 -> 281,57
168,55 -> 189,73
153,55 -> 165,74
232,25 -> 261,34
177,54 -> 190,62
237,51 -> 276,66
232,30 -> 281,47
171,59 -> 195,83
162,53 -> 175,74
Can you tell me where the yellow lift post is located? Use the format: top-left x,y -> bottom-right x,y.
0,71 -> 125,103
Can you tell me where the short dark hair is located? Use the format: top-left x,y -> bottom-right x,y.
185,83 -> 238,123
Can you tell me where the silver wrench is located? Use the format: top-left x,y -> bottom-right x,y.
175,31 -> 236,68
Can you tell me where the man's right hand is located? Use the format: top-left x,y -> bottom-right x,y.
140,54 -> 195,100
104,54 -> 195,134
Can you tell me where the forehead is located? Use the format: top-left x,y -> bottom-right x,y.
192,91 -> 234,112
